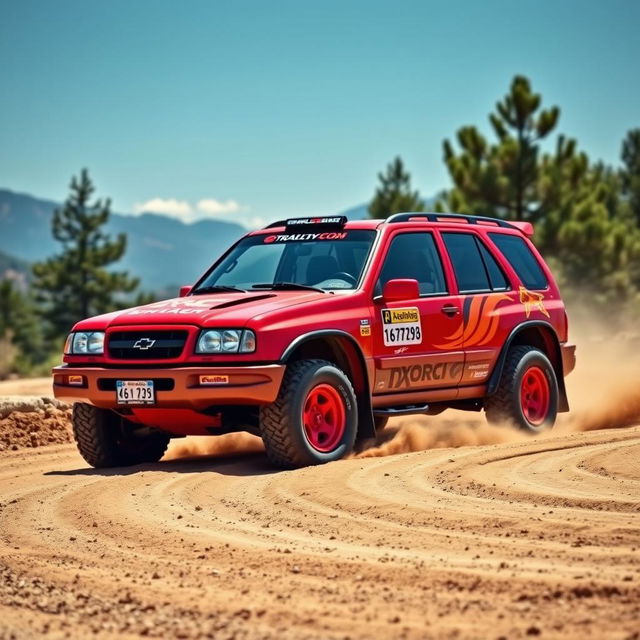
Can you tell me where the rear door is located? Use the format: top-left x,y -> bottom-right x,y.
440,231 -> 513,386
371,231 -> 465,395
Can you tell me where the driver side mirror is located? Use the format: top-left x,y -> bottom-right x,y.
179,285 -> 192,297
382,278 -> 419,302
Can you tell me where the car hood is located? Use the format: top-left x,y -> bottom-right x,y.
76,290 -> 332,330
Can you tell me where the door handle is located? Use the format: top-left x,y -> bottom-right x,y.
441,304 -> 460,317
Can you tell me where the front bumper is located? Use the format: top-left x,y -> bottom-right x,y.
52,364 -> 285,410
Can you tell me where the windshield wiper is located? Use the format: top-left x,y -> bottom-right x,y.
252,282 -> 326,293
191,285 -> 247,294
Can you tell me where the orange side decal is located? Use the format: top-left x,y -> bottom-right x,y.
435,294 -> 512,350
519,286 -> 550,318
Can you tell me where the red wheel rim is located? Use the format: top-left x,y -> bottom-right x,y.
302,383 -> 346,452
520,366 -> 550,426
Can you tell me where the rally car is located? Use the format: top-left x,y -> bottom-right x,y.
53,213 -> 576,468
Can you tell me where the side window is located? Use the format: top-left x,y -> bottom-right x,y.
490,233 -> 548,290
377,233 -> 448,296
442,233 -> 491,293
477,240 -> 509,291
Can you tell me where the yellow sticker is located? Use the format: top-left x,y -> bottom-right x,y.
382,307 -> 419,324
360,325 -> 371,337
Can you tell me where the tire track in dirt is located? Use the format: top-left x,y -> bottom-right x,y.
1,427 -> 639,639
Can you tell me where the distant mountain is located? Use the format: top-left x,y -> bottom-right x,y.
0,189 -> 441,292
339,195 -> 440,221
340,203 -> 369,220
0,189 -> 245,291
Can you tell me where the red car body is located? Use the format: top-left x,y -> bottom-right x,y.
53,213 -> 576,466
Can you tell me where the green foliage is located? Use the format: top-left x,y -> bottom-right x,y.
439,76 -> 559,221
0,279 -> 49,375
437,76 -> 640,316
369,157 -> 425,219
621,128 -> 640,224
32,169 -> 139,340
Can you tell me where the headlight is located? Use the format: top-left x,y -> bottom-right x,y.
64,334 -> 74,355
197,330 -> 221,353
222,330 -> 240,352
68,332 -> 105,355
196,329 -> 256,354
240,330 -> 256,353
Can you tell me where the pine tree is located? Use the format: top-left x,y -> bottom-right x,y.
32,169 -> 139,339
435,77 -> 640,317
438,76 -> 559,221
369,157 -> 425,219
621,128 -> 640,224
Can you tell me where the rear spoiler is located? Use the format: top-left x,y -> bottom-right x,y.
509,221 -> 534,237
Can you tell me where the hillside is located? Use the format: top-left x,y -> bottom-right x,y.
0,189 -> 245,291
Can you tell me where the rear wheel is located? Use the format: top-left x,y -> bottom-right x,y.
259,359 -> 357,468
72,403 -> 170,468
485,345 -> 558,432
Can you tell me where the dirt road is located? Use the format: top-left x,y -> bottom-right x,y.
1,334 -> 639,639
1,424 -> 638,639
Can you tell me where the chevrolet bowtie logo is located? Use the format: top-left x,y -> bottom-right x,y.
132,338 -> 156,350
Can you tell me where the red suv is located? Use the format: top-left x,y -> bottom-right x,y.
53,214 -> 576,468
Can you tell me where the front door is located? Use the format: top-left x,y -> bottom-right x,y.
371,231 -> 464,395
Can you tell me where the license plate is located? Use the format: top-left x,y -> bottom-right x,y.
116,380 -> 155,405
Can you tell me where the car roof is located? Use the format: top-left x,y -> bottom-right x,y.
250,213 -> 532,237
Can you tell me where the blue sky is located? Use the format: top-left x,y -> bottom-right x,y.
1,0 -> 638,228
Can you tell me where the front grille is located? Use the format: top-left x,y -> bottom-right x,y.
98,378 -> 175,391
107,330 -> 188,360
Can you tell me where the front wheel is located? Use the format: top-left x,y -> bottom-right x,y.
259,359 -> 357,468
72,403 -> 170,468
485,346 -> 559,432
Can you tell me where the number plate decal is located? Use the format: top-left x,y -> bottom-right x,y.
381,307 -> 422,347
116,380 -> 155,405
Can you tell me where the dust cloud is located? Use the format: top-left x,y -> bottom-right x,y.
163,321 -> 640,462
163,432 -> 264,461
356,321 -> 640,458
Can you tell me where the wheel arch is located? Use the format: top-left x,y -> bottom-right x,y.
281,330 -> 375,440
487,321 -> 569,412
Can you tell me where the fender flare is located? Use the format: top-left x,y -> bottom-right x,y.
487,320 -> 569,412
281,330 -> 376,440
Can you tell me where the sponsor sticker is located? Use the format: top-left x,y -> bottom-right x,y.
381,307 -> 422,347
388,361 -> 464,389
360,325 -> 371,337
286,216 -> 346,226
199,375 -> 229,385
263,232 -> 347,243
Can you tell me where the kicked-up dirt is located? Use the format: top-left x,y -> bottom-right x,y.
0,332 -> 639,639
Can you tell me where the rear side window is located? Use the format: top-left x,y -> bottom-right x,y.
490,234 -> 548,290
477,241 -> 509,291
442,232 -> 510,293
441,233 -> 488,293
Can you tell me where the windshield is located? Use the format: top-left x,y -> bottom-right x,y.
194,230 -> 377,292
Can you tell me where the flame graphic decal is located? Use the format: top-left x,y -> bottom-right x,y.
519,286 -> 550,318
435,293 -> 513,349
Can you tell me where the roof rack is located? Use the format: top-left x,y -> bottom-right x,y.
263,216 -> 347,230
385,212 -> 518,230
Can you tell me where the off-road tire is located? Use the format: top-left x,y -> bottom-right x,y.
72,403 -> 170,468
485,345 -> 559,432
259,359 -> 357,468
